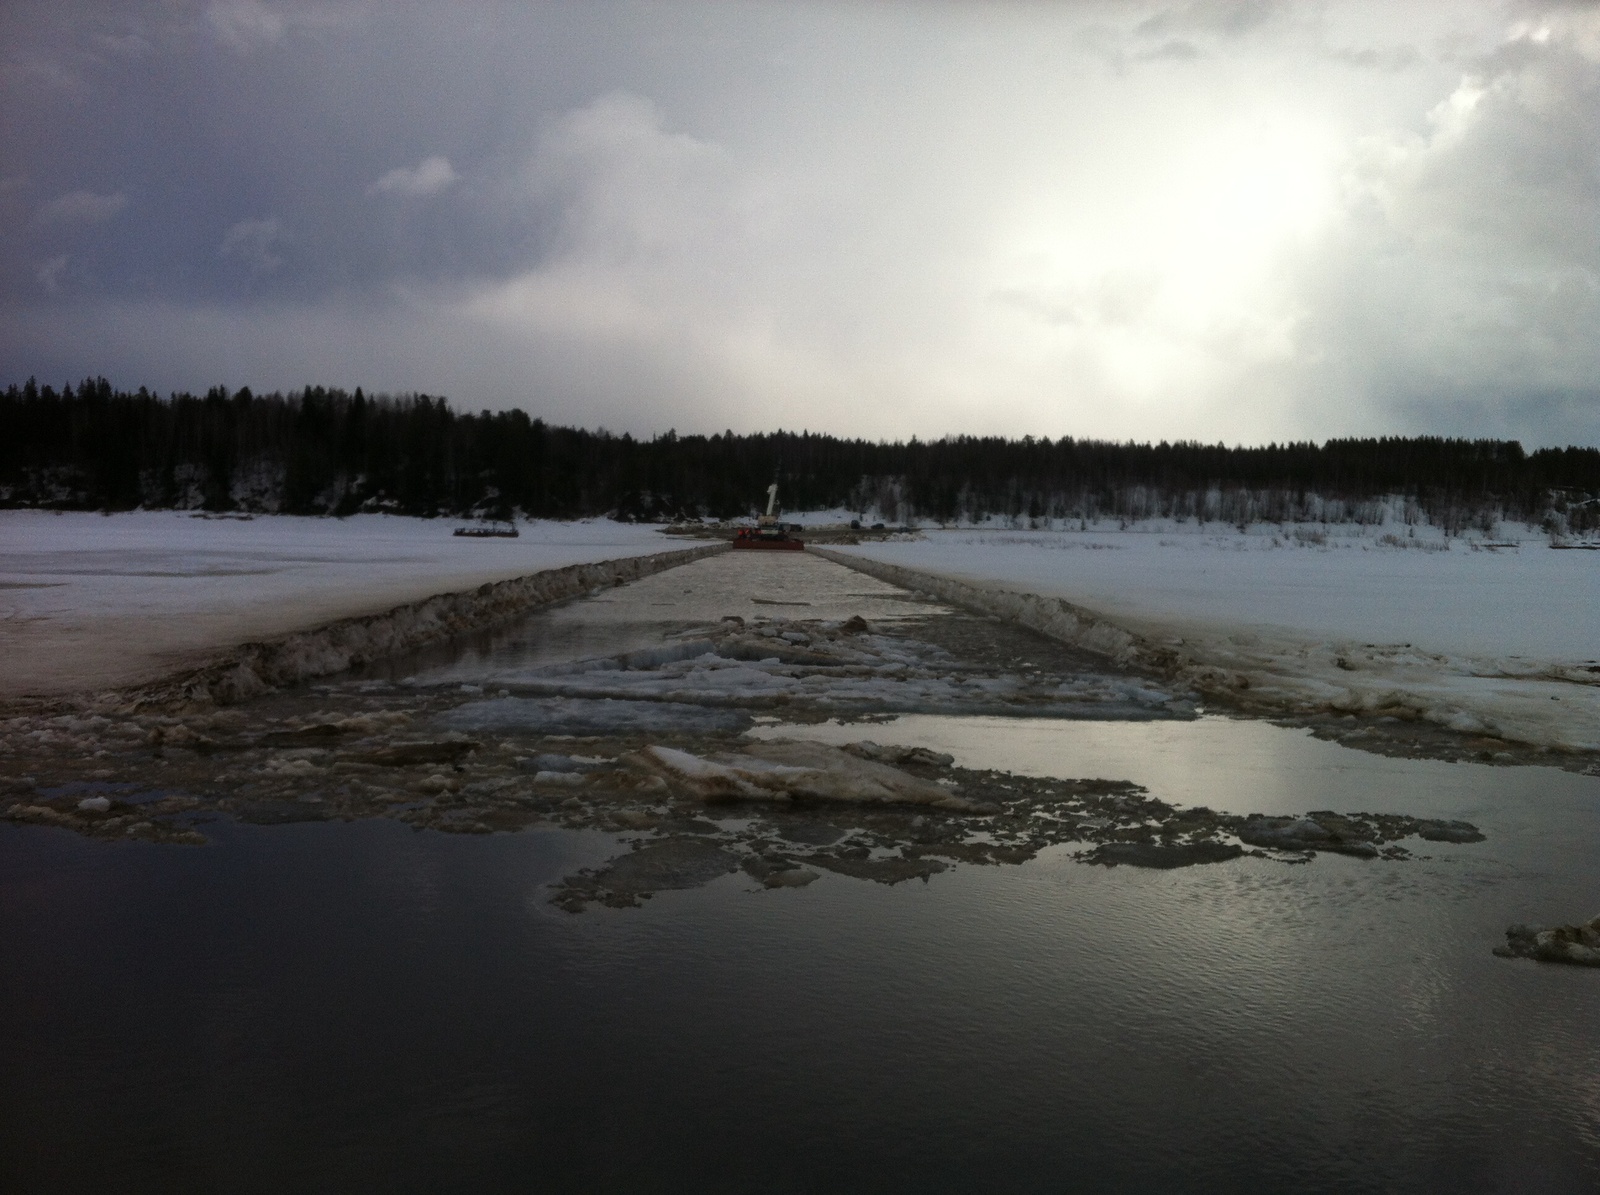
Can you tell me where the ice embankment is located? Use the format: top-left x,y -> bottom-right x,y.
808,547 -> 1165,670
93,544 -> 724,710
815,547 -> 1600,754
0,511 -> 677,696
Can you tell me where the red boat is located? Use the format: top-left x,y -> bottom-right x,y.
732,484 -> 805,551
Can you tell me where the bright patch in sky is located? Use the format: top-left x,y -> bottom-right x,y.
1,1 -> 1597,446
990,113 -> 1339,404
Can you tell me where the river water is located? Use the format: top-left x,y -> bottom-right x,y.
4,551 -> 1598,1192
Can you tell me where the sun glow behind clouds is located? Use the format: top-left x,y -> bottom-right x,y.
990,113 -> 1338,404
1169,117 -> 1337,274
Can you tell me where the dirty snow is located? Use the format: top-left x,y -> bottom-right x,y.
0,511 -> 670,697
831,525 -> 1600,751
405,553 -> 1185,723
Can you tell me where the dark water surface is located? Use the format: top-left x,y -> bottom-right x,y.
5,735 -> 1599,1194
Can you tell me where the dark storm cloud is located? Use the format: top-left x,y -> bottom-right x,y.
3,1 -> 582,302
1,1 -> 1597,446
1280,8 -> 1600,440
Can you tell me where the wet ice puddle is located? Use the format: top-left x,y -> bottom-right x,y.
749,712 -> 1600,833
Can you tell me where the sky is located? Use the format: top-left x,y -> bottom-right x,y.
3,0 -> 1599,447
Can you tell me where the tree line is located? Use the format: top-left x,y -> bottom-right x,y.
2,378 -> 1597,533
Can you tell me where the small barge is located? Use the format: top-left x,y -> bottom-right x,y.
453,523 -> 520,539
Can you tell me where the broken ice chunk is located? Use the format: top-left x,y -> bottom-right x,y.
1495,916 -> 1600,966
646,742 -> 978,810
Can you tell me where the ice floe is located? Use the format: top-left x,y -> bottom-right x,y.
1495,916 -> 1600,967
644,741 -> 979,809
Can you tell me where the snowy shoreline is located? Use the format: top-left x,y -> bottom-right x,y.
0,512 -> 689,700
6,511 -> 1597,756
823,527 -> 1600,754
116,542 -> 727,711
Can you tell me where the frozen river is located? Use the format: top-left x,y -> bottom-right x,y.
3,549 -> 1598,1191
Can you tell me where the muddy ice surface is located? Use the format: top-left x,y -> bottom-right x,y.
0,551 -> 1484,905
1495,915 -> 1600,966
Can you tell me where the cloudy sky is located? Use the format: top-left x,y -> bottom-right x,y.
3,1 -> 1598,445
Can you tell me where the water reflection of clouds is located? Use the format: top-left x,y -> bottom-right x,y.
751,715 -> 1600,823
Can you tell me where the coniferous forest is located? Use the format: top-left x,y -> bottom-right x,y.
3,378 -> 1598,533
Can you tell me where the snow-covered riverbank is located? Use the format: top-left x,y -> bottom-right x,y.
0,512 -> 671,697
830,525 -> 1600,753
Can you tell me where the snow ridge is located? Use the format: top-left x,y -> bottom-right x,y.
79,544 -> 726,712
814,547 -> 1600,754
810,548 -> 1176,671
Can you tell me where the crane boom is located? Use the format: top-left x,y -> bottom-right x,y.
732,481 -> 804,550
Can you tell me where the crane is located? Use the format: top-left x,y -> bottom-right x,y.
732,483 -> 805,551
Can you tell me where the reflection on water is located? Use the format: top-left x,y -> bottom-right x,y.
750,712 -> 1596,820
5,551 -> 1599,1190
3,748 -> 1598,1192
5,714 -> 1600,1191
752,713 -> 1600,908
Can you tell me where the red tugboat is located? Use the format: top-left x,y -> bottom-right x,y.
732,484 -> 805,551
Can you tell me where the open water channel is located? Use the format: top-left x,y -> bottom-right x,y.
3,551 -> 1598,1192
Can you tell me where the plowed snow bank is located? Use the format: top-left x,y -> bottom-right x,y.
0,512 -> 687,698
821,531 -> 1600,753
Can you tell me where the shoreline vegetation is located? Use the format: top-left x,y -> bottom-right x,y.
3,379 -> 1597,535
